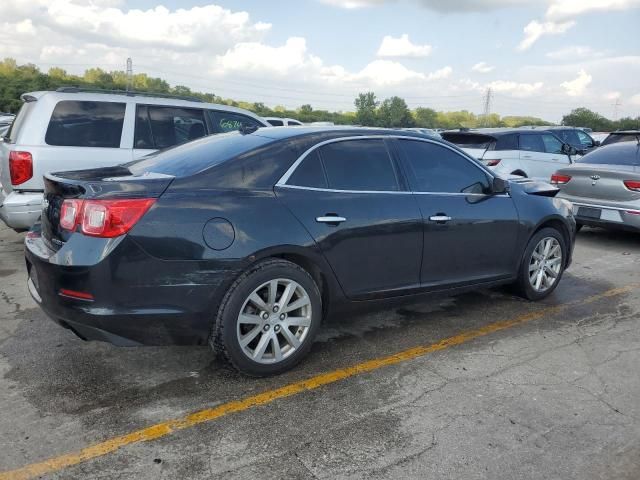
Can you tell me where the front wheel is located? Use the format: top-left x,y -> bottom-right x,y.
514,228 -> 566,300
211,259 -> 322,376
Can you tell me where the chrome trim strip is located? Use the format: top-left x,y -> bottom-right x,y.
276,184 -> 509,197
316,216 -> 347,223
572,202 -> 640,213
276,134 -> 493,188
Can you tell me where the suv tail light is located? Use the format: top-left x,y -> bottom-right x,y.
59,198 -> 155,238
550,173 -> 571,185
9,151 -> 33,185
485,159 -> 501,167
623,180 -> 640,192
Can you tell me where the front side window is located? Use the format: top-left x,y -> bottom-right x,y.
519,134 -> 545,153
398,139 -> 490,194
134,106 -> 207,150
211,111 -> 261,133
576,130 -> 594,147
318,139 -> 400,191
542,134 -> 564,154
267,119 -> 284,126
45,100 -> 125,148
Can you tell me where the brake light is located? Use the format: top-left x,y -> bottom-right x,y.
623,180 -> 640,192
486,159 -> 501,167
81,198 -> 155,238
9,151 -> 33,185
60,199 -> 83,231
550,173 -> 571,185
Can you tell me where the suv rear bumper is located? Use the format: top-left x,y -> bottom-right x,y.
0,190 -> 43,230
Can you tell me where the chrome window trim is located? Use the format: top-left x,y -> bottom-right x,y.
276,134 -> 501,195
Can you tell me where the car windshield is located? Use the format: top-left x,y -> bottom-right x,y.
602,132 -> 640,146
127,131 -> 272,177
577,144 -> 640,166
441,133 -> 495,149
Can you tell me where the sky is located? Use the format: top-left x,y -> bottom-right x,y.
1,0 -> 639,121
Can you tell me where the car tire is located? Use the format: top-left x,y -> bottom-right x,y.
210,258 -> 322,376
514,227 -> 567,301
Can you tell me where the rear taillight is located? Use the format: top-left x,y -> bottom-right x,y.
623,180 -> 640,192
550,173 -> 571,185
59,198 -> 155,238
81,198 -> 156,238
60,199 -> 83,231
486,159 -> 501,167
9,151 -> 33,185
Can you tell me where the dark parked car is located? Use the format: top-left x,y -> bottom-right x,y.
552,142 -> 640,232
25,127 -> 576,375
535,126 -> 600,155
601,130 -> 640,146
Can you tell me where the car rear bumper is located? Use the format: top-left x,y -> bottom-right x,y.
0,190 -> 43,230
564,199 -> 640,231
24,230 -> 232,346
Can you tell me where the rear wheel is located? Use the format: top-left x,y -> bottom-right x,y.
514,228 -> 566,300
211,259 -> 322,376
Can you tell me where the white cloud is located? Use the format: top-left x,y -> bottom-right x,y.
546,0 -> 640,21
488,80 -> 544,97
317,0 -> 384,8
319,0 -> 530,12
377,34 -> 432,58
517,20 -> 575,51
630,94 -> 640,106
471,61 -> 494,73
560,69 -> 592,96
546,45 -> 604,60
603,91 -> 621,100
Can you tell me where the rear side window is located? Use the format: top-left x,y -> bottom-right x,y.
287,150 -> 327,188
135,105 -> 207,150
398,139 -> 490,194
494,134 -> 518,151
318,139 -> 400,191
519,134 -> 545,152
46,101 -> 125,148
441,133 -> 495,150
210,111 -> 262,133
267,119 -> 284,126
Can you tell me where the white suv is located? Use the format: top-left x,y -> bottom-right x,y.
441,128 -> 577,182
0,88 -> 268,230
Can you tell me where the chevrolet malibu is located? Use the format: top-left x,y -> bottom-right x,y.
25,127 -> 576,376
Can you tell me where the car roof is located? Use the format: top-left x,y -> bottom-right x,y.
609,130 -> 640,134
250,125 -> 433,141
21,90 -> 267,123
443,128 -> 553,137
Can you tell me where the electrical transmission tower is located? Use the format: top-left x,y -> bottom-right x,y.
612,98 -> 622,121
126,57 -> 133,92
481,87 -> 493,126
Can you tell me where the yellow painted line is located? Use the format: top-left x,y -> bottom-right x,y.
1,284 -> 636,480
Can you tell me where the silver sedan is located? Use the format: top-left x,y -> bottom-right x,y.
551,142 -> 640,232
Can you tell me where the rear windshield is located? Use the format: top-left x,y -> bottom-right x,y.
602,133 -> 639,146
577,144 -> 639,166
127,131 -> 272,177
46,100 -> 126,148
441,133 -> 495,150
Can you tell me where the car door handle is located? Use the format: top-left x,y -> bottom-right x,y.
429,215 -> 452,223
316,215 -> 347,224
522,155 -> 533,159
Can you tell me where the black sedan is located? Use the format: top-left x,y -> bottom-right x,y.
25,127 -> 576,375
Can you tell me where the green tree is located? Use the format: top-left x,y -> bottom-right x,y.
354,92 -> 378,126
562,108 -> 612,131
413,107 -> 437,128
377,96 -> 414,128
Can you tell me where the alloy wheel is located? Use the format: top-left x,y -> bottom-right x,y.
236,278 -> 313,364
528,237 -> 563,293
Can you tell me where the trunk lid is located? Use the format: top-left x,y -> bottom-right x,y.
559,164 -> 640,203
41,166 -> 174,251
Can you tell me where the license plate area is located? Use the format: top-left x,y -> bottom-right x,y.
577,207 -> 601,219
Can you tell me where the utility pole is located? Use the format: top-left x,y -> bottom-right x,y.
126,57 -> 133,92
611,98 -> 622,121
481,87 -> 493,127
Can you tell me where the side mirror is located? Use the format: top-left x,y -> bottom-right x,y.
492,176 -> 509,194
561,143 -> 578,156
593,140 -> 601,147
